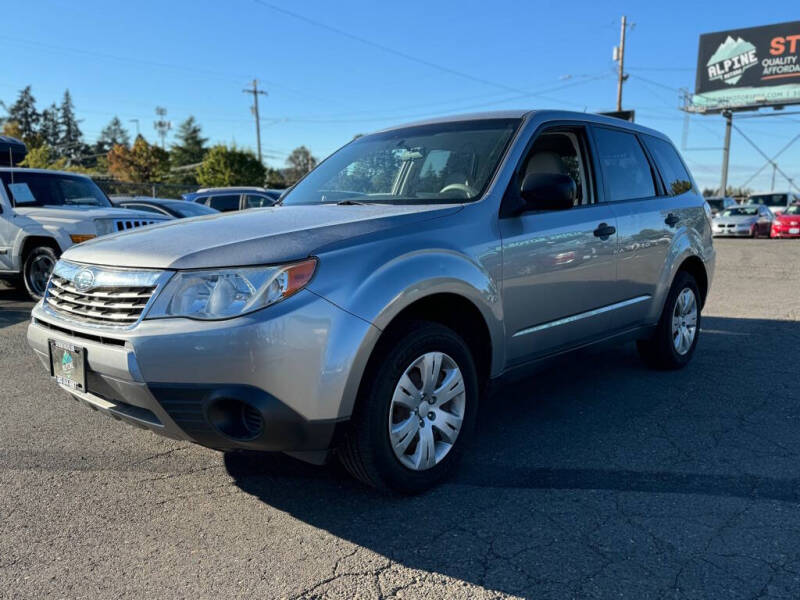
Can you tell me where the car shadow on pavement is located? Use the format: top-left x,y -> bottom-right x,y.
0,286 -> 33,329
225,315 -> 800,595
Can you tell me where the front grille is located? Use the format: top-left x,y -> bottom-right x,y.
43,261 -> 167,328
47,274 -> 155,325
114,219 -> 160,231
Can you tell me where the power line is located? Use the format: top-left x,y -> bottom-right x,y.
739,133 -> 800,189
251,0 -> 599,104
732,124 -> 800,192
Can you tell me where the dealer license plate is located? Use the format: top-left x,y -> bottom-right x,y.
49,340 -> 86,392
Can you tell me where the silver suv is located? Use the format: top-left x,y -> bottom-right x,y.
27,111 -> 715,492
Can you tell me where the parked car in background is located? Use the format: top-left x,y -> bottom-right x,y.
748,192 -> 800,215
27,110 -> 714,492
110,196 -> 219,219
712,204 -> 774,237
770,204 -> 800,238
182,187 -> 283,212
0,168 -> 171,299
705,196 -> 736,215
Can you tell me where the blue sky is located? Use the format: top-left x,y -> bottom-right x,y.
3,0 -> 798,191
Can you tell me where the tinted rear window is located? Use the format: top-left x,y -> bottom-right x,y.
208,194 -> 240,211
593,128 -> 655,201
643,136 -> 693,196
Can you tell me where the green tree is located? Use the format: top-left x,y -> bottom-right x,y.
58,90 -> 83,160
284,146 -> 317,185
107,134 -> 170,182
20,144 -> 68,170
170,116 -> 207,166
39,103 -> 61,151
265,167 -> 286,188
2,86 -> 41,146
196,145 -> 266,187
94,116 -> 130,154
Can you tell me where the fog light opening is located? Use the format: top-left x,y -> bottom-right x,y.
207,398 -> 264,441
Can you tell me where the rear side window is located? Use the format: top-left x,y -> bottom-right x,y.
643,136 -> 693,196
593,127 -> 655,202
208,194 -> 240,212
244,194 -> 273,208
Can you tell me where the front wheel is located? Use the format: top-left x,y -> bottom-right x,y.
339,321 -> 478,493
637,271 -> 701,370
22,246 -> 57,300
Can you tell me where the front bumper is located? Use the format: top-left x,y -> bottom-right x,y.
712,227 -> 753,237
27,289 -> 379,453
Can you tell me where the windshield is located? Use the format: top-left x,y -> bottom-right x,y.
783,205 -> 800,216
721,207 -> 758,217
280,118 -> 521,206
750,194 -> 787,207
0,171 -> 111,208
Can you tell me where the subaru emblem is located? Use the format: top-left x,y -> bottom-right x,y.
74,269 -> 95,292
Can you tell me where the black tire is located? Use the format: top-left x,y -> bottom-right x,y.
637,271 -> 701,370
22,246 -> 58,300
338,321 -> 479,494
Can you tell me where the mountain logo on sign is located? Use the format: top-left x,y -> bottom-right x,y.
707,36 -> 758,85
61,351 -> 74,372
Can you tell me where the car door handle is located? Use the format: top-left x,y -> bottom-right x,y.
665,213 -> 680,227
593,223 -> 616,239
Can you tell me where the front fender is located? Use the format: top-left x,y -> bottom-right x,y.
10,223 -> 71,272
309,247 -> 505,417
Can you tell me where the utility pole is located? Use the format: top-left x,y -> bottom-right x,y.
719,110 -> 732,196
614,16 -> 629,112
243,80 -> 268,164
771,162 -> 777,191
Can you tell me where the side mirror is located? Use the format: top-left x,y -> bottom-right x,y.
520,173 -> 576,212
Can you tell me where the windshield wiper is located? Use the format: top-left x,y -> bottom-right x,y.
336,199 -> 372,205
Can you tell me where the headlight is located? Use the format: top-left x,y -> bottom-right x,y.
95,219 -> 117,236
147,259 -> 317,320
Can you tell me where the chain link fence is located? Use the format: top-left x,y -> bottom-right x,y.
93,178 -> 200,200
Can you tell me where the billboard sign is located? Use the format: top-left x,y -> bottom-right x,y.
691,21 -> 800,113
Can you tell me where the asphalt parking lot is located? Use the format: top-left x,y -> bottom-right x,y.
2,238 -> 800,599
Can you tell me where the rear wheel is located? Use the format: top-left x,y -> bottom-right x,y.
637,271 -> 701,370
339,321 -> 478,494
22,246 -> 57,300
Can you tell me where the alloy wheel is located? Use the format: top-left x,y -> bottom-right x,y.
671,288 -> 698,355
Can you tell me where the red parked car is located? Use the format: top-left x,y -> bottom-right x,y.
771,204 -> 800,238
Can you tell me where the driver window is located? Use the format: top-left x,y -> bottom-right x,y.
520,131 -> 590,206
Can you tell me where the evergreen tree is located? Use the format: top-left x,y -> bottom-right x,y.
95,116 -> 130,154
39,103 -> 61,151
170,116 -> 207,166
58,90 -> 83,159
3,86 -> 41,145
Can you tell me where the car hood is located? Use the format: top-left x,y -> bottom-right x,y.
15,205 -> 170,226
62,204 -> 461,269
713,215 -> 757,226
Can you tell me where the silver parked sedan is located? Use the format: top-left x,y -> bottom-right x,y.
712,204 -> 773,237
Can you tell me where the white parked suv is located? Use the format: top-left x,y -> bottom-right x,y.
0,168 -> 171,298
